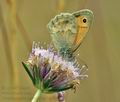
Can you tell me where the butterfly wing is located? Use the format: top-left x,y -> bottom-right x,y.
72,9 -> 93,52
47,13 -> 77,52
47,9 -> 93,56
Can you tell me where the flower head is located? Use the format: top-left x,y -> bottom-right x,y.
22,42 -> 88,93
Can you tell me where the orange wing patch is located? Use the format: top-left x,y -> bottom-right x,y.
74,16 -> 89,46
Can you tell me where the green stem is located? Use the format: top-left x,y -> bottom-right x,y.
32,89 -> 41,102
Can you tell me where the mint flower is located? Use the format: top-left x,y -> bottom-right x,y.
22,42 -> 88,102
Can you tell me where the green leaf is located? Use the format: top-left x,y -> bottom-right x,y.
33,65 -> 40,88
22,62 -> 35,85
43,78 -> 51,89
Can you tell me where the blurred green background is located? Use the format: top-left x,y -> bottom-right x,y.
0,0 -> 120,102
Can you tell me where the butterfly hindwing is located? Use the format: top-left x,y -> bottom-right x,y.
48,13 -> 77,51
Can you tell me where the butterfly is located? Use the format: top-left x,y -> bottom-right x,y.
47,9 -> 93,59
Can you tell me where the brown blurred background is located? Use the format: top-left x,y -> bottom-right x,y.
0,0 -> 120,102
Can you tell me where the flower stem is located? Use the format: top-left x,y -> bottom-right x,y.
32,89 -> 41,102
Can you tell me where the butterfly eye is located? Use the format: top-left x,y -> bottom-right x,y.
83,18 -> 87,23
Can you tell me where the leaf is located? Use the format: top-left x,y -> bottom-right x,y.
22,62 -> 35,84
33,65 -> 40,88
